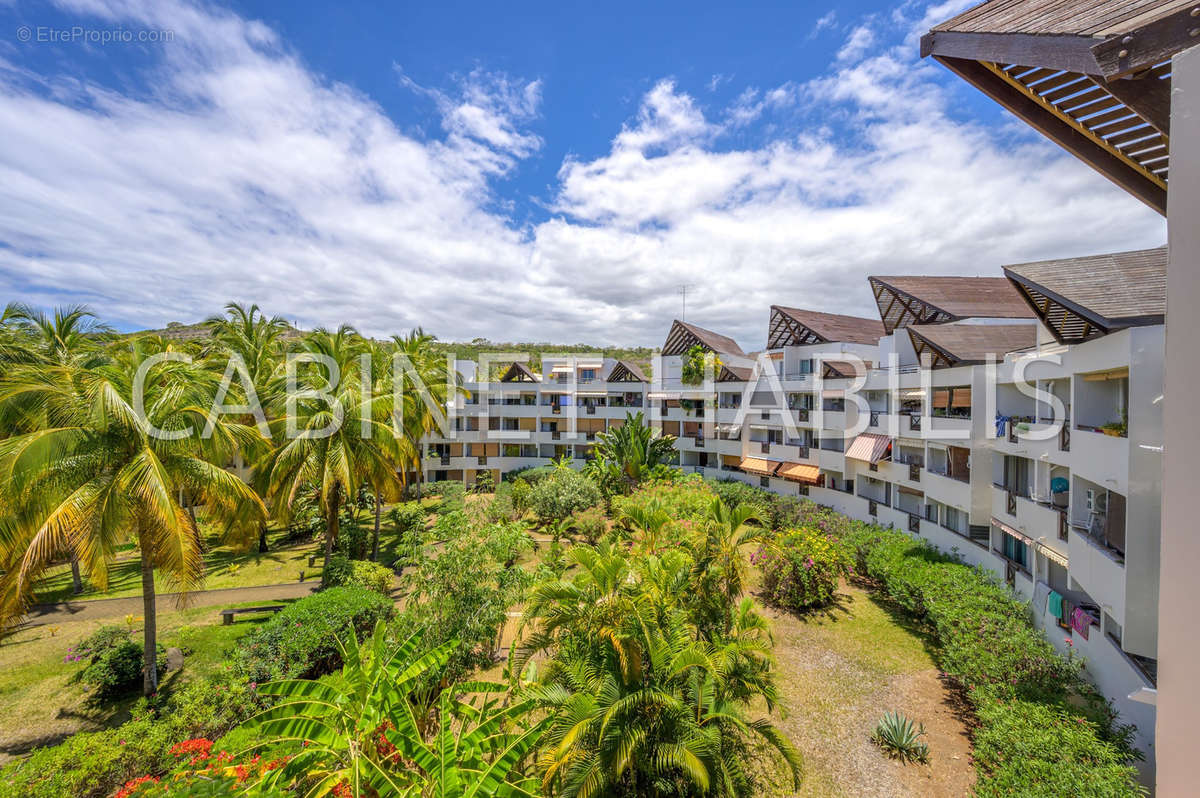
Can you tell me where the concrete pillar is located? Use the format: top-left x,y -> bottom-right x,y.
1156,42 -> 1200,796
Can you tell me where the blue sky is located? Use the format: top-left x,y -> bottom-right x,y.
0,0 -> 1166,348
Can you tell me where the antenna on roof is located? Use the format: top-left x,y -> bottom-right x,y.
678,284 -> 695,321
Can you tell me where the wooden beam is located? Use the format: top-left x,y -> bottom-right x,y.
1103,74 -> 1172,136
921,31 -> 1102,75
1092,4 -> 1200,79
934,56 -> 1166,216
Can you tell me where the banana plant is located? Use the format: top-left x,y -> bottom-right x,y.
239,622 -> 546,797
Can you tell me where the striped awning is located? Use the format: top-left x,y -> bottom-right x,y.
846,433 -> 892,463
778,462 -> 820,484
648,391 -> 681,400
991,518 -> 1033,545
1038,543 -> 1069,568
738,457 -> 777,476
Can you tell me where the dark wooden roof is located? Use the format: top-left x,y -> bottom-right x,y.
606,360 -> 648,383
661,320 -> 745,356
1004,246 -> 1166,343
717,364 -> 752,382
822,360 -> 873,379
931,0 -> 1191,37
869,276 -> 1034,333
767,306 -> 886,348
499,362 -> 540,382
908,324 -> 1038,369
922,0 -> 1189,216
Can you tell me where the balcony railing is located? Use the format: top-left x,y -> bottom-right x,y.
760,442 -> 770,454
870,410 -> 881,427
909,414 -> 922,432
1059,424 -> 1071,452
440,455 -> 450,466
796,408 -> 810,422
908,513 -> 921,533
909,463 -> 921,482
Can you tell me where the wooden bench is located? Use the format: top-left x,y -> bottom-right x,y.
220,605 -> 284,625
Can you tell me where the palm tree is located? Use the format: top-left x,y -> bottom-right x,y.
258,327 -> 404,584
592,411 -> 677,489
0,338 -> 267,694
690,498 -> 764,637
516,542 -> 801,797
391,328 -> 459,504
244,621 -> 546,797
0,304 -> 114,593
204,303 -> 290,552
619,497 -> 673,552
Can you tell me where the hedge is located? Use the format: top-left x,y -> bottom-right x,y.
231,586 -> 394,682
842,525 -> 1145,796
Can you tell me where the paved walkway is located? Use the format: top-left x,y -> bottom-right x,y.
20,581 -> 320,627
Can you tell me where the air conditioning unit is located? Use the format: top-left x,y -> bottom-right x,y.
1086,489 -> 1108,514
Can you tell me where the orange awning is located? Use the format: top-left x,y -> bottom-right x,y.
738,457 -> 777,476
778,462 -> 820,484
845,433 -> 892,463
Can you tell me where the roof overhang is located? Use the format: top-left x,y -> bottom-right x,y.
869,277 -> 957,333
767,306 -> 829,348
1004,267 -> 1163,344
921,4 -> 1190,217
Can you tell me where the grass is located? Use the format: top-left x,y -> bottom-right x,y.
32,527 -> 322,604
0,598 -> 297,760
753,581 -> 973,798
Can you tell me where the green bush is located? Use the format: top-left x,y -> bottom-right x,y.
613,474 -> 713,525
389,501 -> 427,536
333,517 -> 369,559
756,527 -> 850,611
323,555 -> 393,594
843,525 -> 1143,795
569,506 -> 608,544
509,477 -> 532,512
68,626 -> 167,700
473,469 -> 495,493
0,675 -> 261,798
231,586 -> 393,682
432,508 -> 471,541
528,468 -> 601,522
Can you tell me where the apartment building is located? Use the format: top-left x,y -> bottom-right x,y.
419,246 -> 1165,779
420,355 -> 651,486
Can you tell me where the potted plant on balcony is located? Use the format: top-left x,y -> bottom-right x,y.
1100,412 -> 1127,437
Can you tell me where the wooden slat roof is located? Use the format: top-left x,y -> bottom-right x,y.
1003,246 -> 1166,343
499,362 -> 540,382
922,0 -> 1188,216
767,306 -> 886,348
869,276 -> 1035,333
822,360 -> 873,379
661,319 -> 745,356
931,0 -> 1192,37
717,364 -> 752,382
606,360 -> 648,382
907,324 -> 1038,369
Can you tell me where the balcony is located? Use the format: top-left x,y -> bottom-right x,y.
1071,427 -> 1129,491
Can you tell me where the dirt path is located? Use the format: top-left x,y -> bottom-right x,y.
758,583 -> 975,798
19,581 -> 320,628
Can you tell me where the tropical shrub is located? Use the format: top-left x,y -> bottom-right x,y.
568,505 -> 607,544
431,507 -> 471,541
756,527 -> 851,611
231,587 -> 394,683
872,711 -> 930,763
69,626 -> 167,700
843,525 -> 1143,795
509,476 -> 532,511
323,555 -> 393,594
613,473 -> 714,526
333,517 -> 368,559
232,623 -> 546,797
395,523 -> 533,688
472,468 -> 495,493
590,411 -> 677,488
527,467 -> 601,522
0,676 -> 262,798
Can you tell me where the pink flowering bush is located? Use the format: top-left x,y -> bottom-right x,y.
756,527 -> 850,611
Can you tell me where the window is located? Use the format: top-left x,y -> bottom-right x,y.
580,368 -> 596,382
1001,532 -> 1029,570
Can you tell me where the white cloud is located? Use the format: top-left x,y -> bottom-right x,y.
0,0 -> 1166,351
809,10 -> 838,39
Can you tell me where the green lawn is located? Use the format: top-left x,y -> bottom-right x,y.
32,528 -> 322,604
0,598 -> 298,761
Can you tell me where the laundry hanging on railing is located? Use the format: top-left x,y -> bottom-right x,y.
1070,606 -> 1095,640
995,414 -> 1011,438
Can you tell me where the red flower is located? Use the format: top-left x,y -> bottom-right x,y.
114,775 -> 158,798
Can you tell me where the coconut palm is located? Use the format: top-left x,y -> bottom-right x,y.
391,328 -> 460,504
204,303 -> 290,551
0,338 -> 266,694
258,327 -> 406,584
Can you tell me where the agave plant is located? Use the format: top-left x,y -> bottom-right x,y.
871,710 -> 930,764
243,621 -> 547,796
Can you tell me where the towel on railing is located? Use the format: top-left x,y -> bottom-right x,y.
1070,606 -> 1094,640
1047,590 -> 1064,621
1034,582 -> 1051,615
995,414 -> 1011,438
